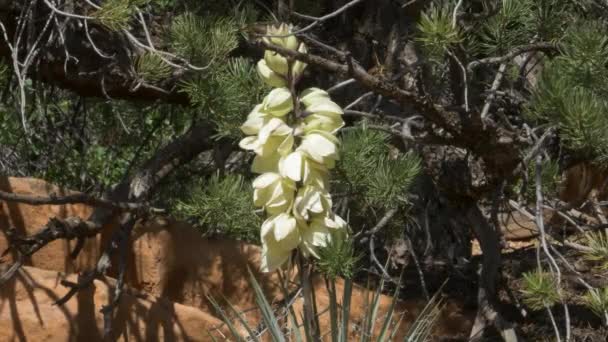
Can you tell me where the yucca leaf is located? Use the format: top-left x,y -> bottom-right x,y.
339,278 -> 353,342
326,278 -> 339,342
247,267 -> 285,342
378,269 -> 405,341
403,281 -> 447,342
221,294 -> 260,342
206,294 -> 245,341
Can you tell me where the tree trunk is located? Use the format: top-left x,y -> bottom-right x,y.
466,203 -> 521,342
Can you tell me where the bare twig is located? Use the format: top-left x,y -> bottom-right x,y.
445,48 -> 469,112
327,78 -> 355,93
369,208 -> 399,236
41,0 -> 96,20
370,235 -> 392,279
452,0 -> 464,28
535,156 -> 571,342
481,63 -> 507,120
288,0 -> 365,35
344,109 -> 408,123
344,91 -> 374,110
467,42 -> 557,70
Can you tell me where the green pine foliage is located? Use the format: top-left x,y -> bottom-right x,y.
520,270 -> 560,310
93,0 -> 148,31
337,127 -> 421,209
169,13 -> 239,66
135,52 -> 172,83
477,0 -> 532,55
583,231 -> 608,270
583,287 -> 608,321
515,158 -> 560,201
316,237 -> 359,280
181,58 -> 269,139
366,153 -> 421,208
416,2 -> 462,61
528,21 -> 608,162
172,173 -> 261,242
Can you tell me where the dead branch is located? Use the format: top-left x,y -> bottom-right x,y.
0,189 -> 163,212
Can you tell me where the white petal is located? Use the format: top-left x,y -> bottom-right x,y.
252,172 -> 280,189
264,50 -> 289,76
306,223 -> 331,247
279,151 -> 304,182
332,214 -> 348,230
262,88 -> 293,116
241,106 -> 267,135
260,216 -> 276,239
252,154 -> 280,174
273,214 -> 298,242
257,60 -> 287,88
298,131 -> 338,165
300,88 -> 329,107
291,44 -> 308,77
304,114 -> 344,134
277,134 -> 294,156
239,136 -> 260,151
257,118 -> 283,143
260,244 -> 290,272
307,101 -> 343,116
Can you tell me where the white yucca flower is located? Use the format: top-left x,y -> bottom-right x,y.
299,87 -> 344,133
239,118 -> 294,157
256,59 -> 287,88
240,104 -> 274,136
240,28 -> 349,273
278,150 -> 329,188
252,172 -> 296,215
261,87 -> 293,117
297,130 -> 339,169
260,213 -> 302,272
263,23 -> 299,50
260,24 -> 307,82
293,185 -> 332,221
300,214 -> 348,258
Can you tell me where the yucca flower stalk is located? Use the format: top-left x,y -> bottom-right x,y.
239,23 -> 347,273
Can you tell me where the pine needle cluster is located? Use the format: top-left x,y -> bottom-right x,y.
583,287 -> 608,321
181,58 -> 269,139
520,270 -> 560,310
337,127 -> 421,209
173,173 -> 261,242
92,0 -> 148,31
515,158 -> 560,202
583,231 -> 608,270
316,237 -> 359,280
170,13 -> 239,66
527,21 -> 608,162
135,52 -> 172,83
416,2 -> 462,61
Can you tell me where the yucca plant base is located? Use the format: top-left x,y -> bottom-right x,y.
207,243 -> 608,342
209,270 -> 460,342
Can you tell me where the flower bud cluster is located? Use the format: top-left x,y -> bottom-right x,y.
239,24 -> 347,272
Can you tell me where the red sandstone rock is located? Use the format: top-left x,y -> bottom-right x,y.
0,266 -> 230,341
